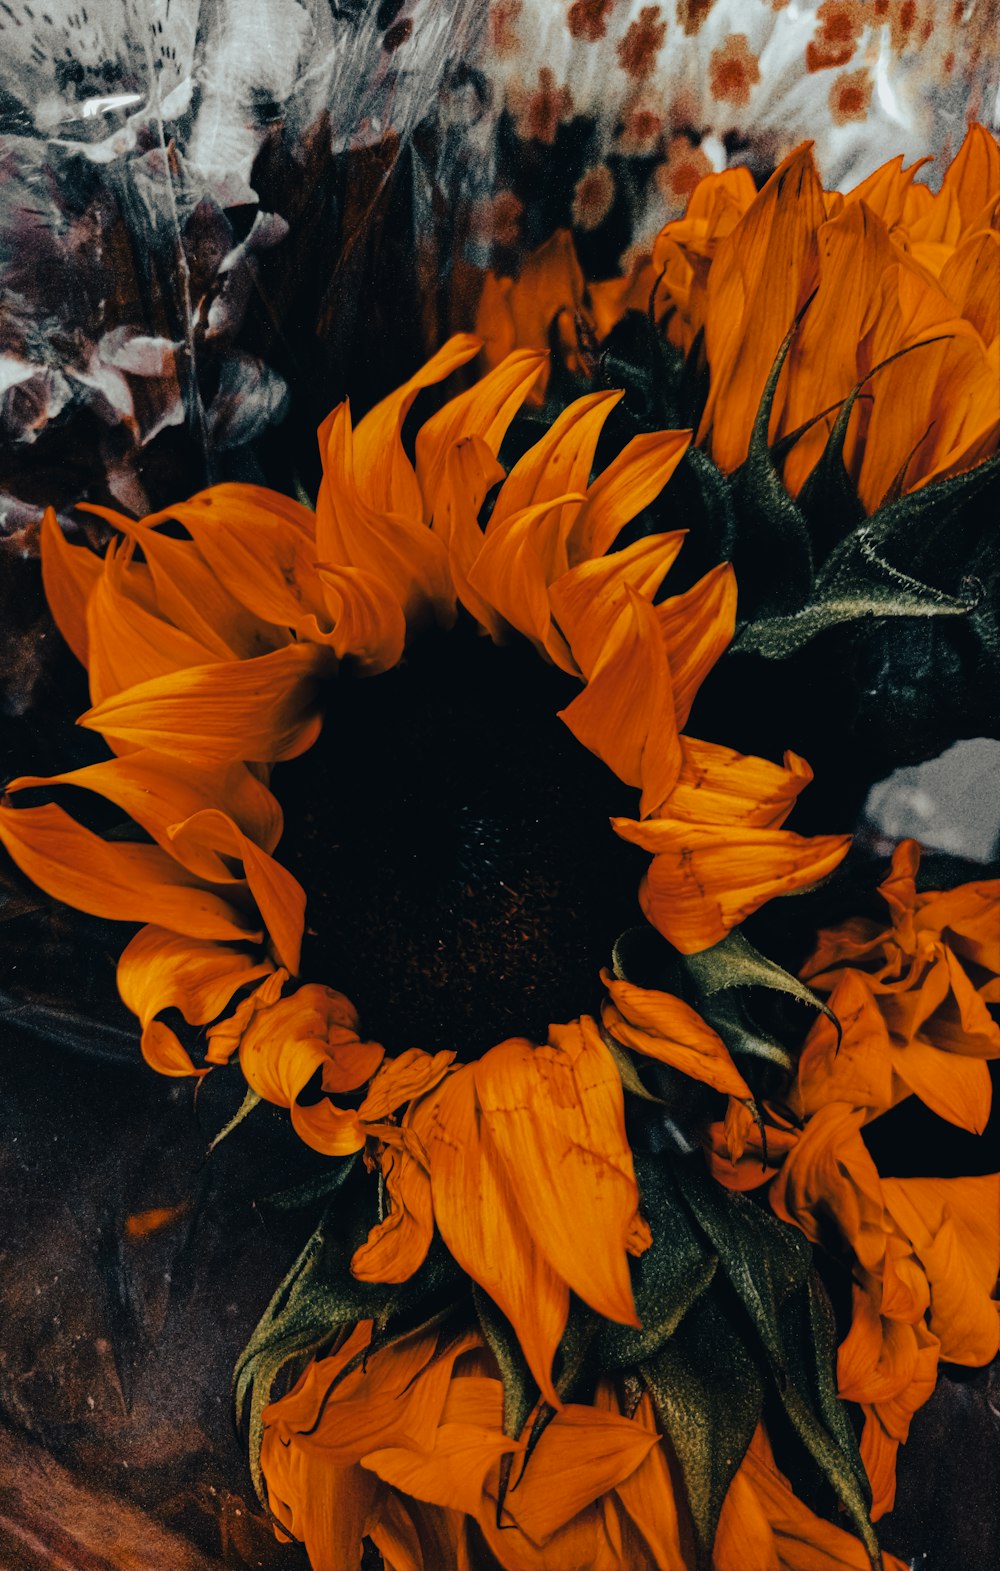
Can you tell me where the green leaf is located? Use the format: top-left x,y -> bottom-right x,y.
780,1273 -> 872,1509
595,1155 -> 717,1369
472,1284 -> 538,1442
642,1288 -> 765,1567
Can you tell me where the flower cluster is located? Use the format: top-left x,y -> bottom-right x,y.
478,125 -> 1000,512
261,1317 -> 909,1571
709,840 -> 1000,1519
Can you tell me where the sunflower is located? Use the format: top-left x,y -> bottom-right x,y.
477,125 -> 1000,512
0,338 -> 899,1571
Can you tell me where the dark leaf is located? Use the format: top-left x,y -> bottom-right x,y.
472,1284 -> 537,1441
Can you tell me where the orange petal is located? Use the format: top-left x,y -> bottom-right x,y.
89,503 -> 283,662
559,588 -> 681,816
430,435 -> 507,638
475,1023 -> 643,1330
549,531 -> 686,680
7,753 -> 282,883
667,738 -> 813,829
40,508 -> 101,666
487,390 -> 623,536
656,562 -> 737,728
350,1137 -> 435,1285
165,499 -> 329,631
421,1067 -> 570,1407
601,972 -> 751,1099
699,145 -> 826,471
614,815 -> 851,953
316,400 -> 455,628
466,493 -> 589,669
0,800 -> 258,941
882,1174 -> 1000,1364
894,1037 -> 992,1134
314,563 -> 407,674
567,430 -> 691,564
117,923 -> 273,1031
358,1047 -> 457,1122
941,123 -> 1000,232
239,982 -> 382,1111
86,539 -> 222,705
166,807 -> 305,974
353,333 -> 482,519
501,1404 -> 659,1545
415,349 -> 549,511
796,970 -> 894,1117
79,643 -> 329,765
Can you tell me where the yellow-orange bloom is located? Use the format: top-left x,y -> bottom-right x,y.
261,1320 -> 906,1571
478,126 -> 1000,513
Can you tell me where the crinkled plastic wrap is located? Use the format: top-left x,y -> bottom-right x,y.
0,0 -> 490,522
1,0 -> 998,526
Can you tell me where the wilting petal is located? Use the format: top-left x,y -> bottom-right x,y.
567,430 -> 691,564
559,588 -> 681,816
0,800 -> 258,942
353,333 -> 482,519
240,982 -> 382,1112
351,1133 -> 435,1285
613,815 -> 851,953
549,531 -> 686,680
117,924 -> 273,1031
358,1048 -> 457,1122
421,1067 -> 569,1406
7,753 -> 282,883
166,806 -> 305,974
601,972 -> 751,1099
882,1175 -> 1000,1366
656,563 -> 737,728
314,564 -> 407,674
415,349 -> 548,512
316,401 -> 455,628
500,1403 -> 659,1545
894,1036 -> 992,1135
79,643 -> 329,765
796,971 -> 894,1117
770,1104 -> 886,1277
476,1023 -> 643,1330
666,739 -> 812,829
40,508 -> 101,666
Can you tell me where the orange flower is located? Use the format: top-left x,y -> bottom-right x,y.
352,1019 -> 648,1406
261,1323 -> 904,1571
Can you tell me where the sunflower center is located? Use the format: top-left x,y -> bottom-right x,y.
275,626 -> 648,1058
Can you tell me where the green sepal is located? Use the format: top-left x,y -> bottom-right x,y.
682,929 -> 840,1039
595,1155 -> 717,1369
675,1171 -> 880,1569
207,1087 -> 261,1153
472,1284 -> 537,1442
728,321 -> 814,618
641,1287 -> 765,1568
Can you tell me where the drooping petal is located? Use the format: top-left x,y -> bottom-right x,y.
421,1067 -> 569,1407
39,507 -> 101,666
414,349 -> 548,512
239,983 -> 383,1112
6,753 -> 282,883
475,1023 -> 644,1330
314,564 -> 407,674
614,815 -> 851,953
0,800 -> 258,942
656,563 -> 737,729
78,643 -> 329,765
117,924 -> 273,1032
499,1403 -> 659,1545
465,493 -> 589,669
601,972 -> 751,1099
559,588 -> 681,816
549,531 -> 686,680
666,739 -> 813,829
167,806 -> 306,974
350,1132 -> 435,1285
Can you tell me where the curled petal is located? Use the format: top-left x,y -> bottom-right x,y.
601,971 -> 751,1098
613,815 -> 851,953
117,924 -> 273,1033
79,643 -> 329,765
666,739 -> 812,829
549,531 -> 686,680
0,801 -> 258,942
656,563 -> 737,729
431,436 -> 507,638
487,389 -> 623,536
466,493 -> 589,669
415,348 -> 548,511
568,429 -> 691,564
40,507 -> 101,665
358,1048 -> 457,1123
86,540 -> 222,705
314,563 -> 407,674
